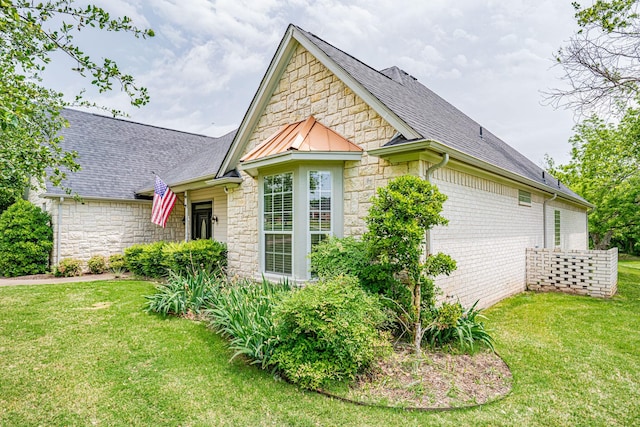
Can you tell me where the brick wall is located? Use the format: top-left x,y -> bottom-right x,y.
526,248 -> 618,297
430,166 -> 588,308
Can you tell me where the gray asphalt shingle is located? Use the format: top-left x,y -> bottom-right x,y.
45,109 -> 231,200
294,26 -> 585,203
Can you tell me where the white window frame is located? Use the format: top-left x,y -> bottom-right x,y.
262,171 -> 294,276
258,163 -> 344,282
308,170 -> 333,255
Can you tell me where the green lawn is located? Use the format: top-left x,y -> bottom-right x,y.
0,266 -> 639,426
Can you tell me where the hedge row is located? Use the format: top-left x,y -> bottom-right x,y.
124,239 -> 227,278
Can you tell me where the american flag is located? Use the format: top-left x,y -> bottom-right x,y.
151,176 -> 177,228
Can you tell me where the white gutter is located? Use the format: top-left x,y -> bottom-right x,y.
56,197 -> 64,266
424,153 -> 450,255
543,193 -> 558,248
184,191 -> 189,242
369,139 -> 593,209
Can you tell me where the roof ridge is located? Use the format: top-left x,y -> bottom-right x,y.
292,25 -> 408,88
62,108 -> 225,139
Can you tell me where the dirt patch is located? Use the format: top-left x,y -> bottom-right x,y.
325,344 -> 512,410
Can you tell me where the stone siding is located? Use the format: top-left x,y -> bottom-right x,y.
50,198 -> 184,265
430,165 -> 588,308
526,248 -> 618,297
227,43 -> 399,277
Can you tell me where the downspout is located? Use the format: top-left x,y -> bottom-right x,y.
543,193 -> 558,249
425,153 -> 449,255
56,197 -> 64,266
184,191 -> 189,242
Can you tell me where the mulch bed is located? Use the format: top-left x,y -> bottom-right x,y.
323,344 -> 512,410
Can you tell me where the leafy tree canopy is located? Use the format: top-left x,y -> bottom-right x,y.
546,106 -> 640,251
0,0 -> 153,201
549,0 -> 640,115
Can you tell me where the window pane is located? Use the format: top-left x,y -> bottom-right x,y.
263,172 -> 293,275
264,234 -> 292,275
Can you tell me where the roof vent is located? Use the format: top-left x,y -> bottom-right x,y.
479,126 -> 484,140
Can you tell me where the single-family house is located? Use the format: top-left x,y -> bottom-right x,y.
33,24 -> 593,308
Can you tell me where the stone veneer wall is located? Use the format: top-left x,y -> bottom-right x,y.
50,198 -> 185,264
225,42 -> 591,309
227,43 -> 401,277
526,248 -> 618,297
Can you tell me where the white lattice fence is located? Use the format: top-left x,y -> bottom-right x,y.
526,248 -> 618,298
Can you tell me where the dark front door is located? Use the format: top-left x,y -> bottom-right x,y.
192,202 -> 212,240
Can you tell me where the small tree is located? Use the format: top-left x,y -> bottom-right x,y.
0,200 -> 53,277
364,175 -> 456,356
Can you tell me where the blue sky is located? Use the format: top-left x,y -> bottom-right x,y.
43,0 -> 583,165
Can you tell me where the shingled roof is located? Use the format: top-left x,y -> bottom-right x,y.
44,109 -> 233,200
292,26 -> 587,204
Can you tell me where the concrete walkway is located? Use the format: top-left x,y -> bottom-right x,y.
0,273 -> 128,287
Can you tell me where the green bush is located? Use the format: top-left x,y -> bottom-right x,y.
207,277 -> 292,368
309,236 -> 369,279
271,275 -> 391,390
140,241 -> 167,278
54,258 -> 83,277
108,254 -> 126,274
124,242 -> 167,278
424,301 -> 494,352
145,269 -> 220,316
124,244 -> 146,276
0,200 -> 53,277
87,255 -> 107,274
163,239 -> 227,276
309,237 -> 411,324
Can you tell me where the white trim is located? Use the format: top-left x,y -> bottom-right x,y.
218,26 -> 299,177
261,171 -> 295,276
291,27 -> 420,141
239,151 -> 362,177
218,24 -> 418,178
369,139 -> 593,209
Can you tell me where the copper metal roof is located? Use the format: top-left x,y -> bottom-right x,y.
240,116 -> 362,162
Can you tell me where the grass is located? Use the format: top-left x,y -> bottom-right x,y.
0,266 -> 639,426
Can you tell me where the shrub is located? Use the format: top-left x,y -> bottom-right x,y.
87,255 -> 107,274
108,254 -> 127,274
309,236 -> 369,279
140,241 -> 168,278
0,200 -> 53,277
207,277 -> 292,368
424,301 -> 495,352
54,258 -> 83,277
125,242 -> 168,278
145,269 -> 220,316
163,239 -> 227,276
271,275 -> 391,390
364,175 -> 456,356
124,244 -> 146,276
309,237 -> 411,327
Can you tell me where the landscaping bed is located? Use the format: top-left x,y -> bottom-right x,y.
325,345 -> 511,409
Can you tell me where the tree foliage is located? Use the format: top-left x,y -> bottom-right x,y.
549,0 -> 640,115
364,175 -> 456,356
0,0 -> 153,197
546,106 -> 640,251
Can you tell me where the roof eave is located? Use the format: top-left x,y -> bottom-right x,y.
218,24 -> 421,178
369,139 -> 594,209
239,150 -> 363,177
